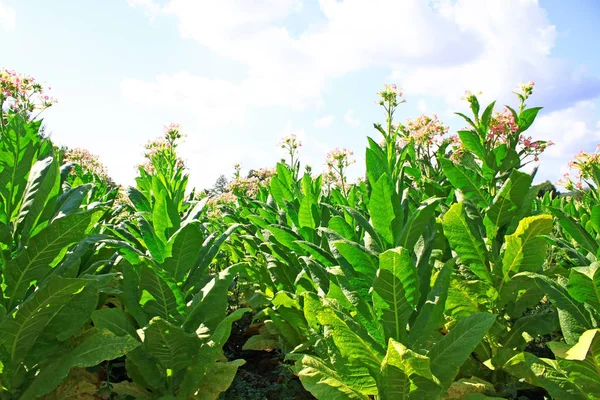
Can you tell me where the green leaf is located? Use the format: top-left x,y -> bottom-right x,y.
501,214 -> 552,281
178,308 -> 250,398
20,329 -> 140,400
299,191 -> 318,230
92,307 -> 137,338
458,130 -> 485,159
515,272 -> 593,345
140,263 -> 185,321
368,174 -> 401,245
316,306 -> 384,374
480,101 -> 496,135
4,209 -> 103,308
183,264 -> 243,332
568,263 -> 600,311
549,207 -> 599,255
517,107 -> 542,132
333,239 -> 378,279
409,262 -> 453,349
443,203 -> 491,283
398,198 -> 440,251
138,215 -> 166,263
0,276 -> 93,364
483,170 -> 532,237
328,216 -> 355,241
15,156 -> 60,241
242,334 -> 278,351
163,222 -> 203,282
439,159 -> 487,208
372,247 -> 420,342
504,352 -> 588,400
191,359 -> 246,400
295,355 -> 370,400
143,317 -> 199,373
378,339 -> 441,400
127,187 -> 151,213
428,313 -> 496,390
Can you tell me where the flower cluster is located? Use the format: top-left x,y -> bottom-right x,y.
248,167 -> 276,183
519,136 -> 553,162
279,133 -> 302,165
63,147 -> 111,184
324,148 -> 355,192
139,125 -> 186,175
397,114 -> 449,148
0,68 -> 57,117
376,84 -> 406,107
515,81 -> 535,102
461,90 -> 482,111
164,122 -> 183,142
228,176 -> 262,197
558,147 -> 600,190
489,108 -> 519,141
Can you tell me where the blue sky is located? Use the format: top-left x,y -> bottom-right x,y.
1,0 -> 599,189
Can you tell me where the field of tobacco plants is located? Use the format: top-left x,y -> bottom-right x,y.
1,67 -> 599,400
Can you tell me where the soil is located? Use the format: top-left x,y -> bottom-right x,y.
221,312 -> 315,400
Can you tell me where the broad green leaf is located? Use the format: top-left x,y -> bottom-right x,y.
568,263 -> 600,311
368,174 -> 401,245
127,186 -> 151,213
295,355 -> 370,400
15,156 -> 59,241
163,221 -> 203,282
183,264 -> 243,332
316,306 -> 384,374
192,359 -> 246,400
483,170 -> 532,237
517,107 -> 542,132
328,215 -> 355,241
443,203 -> 491,283
138,215 -> 166,263
92,307 -> 137,338
379,339 -> 441,400
4,209 -> 103,308
333,239 -> 378,279
429,312 -> 496,390
20,329 -> 140,400
501,214 -> 552,281
398,198 -> 440,251
143,317 -> 199,373
178,308 -> 250,398
242,334 -> 278,351
458,130 -> 485,159
439,159 -> 487,208
299,191 -> 318,230
372,247 -> 420,342
504,352 -> 587,400
140,263 -> 185,321
550,207 -> 599,255
515,272 -> 593,344
409,262 -> 453,349
0,276 -> 92,364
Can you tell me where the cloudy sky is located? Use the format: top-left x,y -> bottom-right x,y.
2,0 -> 600,189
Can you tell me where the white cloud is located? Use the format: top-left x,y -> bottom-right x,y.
121,72 -> 247,127
393,0 -> 599,112
314,115 -> 335,128
129,0 -> 599,113
127,0 -> 161,19
0,1 -> 16,31
344,109 -> 360,127
527,100 -> 600,183
125,0 -> 600,184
